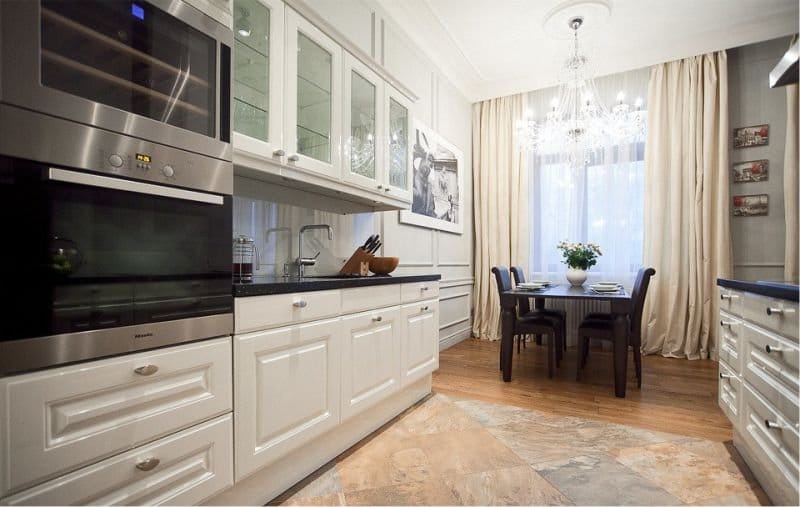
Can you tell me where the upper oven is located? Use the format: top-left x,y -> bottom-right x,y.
0,0 -> 233,193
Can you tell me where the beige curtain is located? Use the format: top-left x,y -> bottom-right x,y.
784,78 -> 798,283
472,94 -> 529,341
641,51 -> 732,359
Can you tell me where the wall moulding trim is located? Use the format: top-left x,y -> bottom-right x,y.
440,278 -> 474,288
438,261 -> 471,267
439,291 -> 471,302
733,262 -> 786,267
439,327 -> 471,350
400,262 -> 437,267
440,316 -> 470,330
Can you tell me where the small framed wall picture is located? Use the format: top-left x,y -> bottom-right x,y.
732,194 -> 769,217
732,159 -> 769,183
733,124 -> 769,148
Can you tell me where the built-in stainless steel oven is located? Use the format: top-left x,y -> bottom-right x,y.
0,155 -> 233,375
0,0 -> 233,193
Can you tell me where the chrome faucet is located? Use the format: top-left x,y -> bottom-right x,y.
297,224 -> 333,277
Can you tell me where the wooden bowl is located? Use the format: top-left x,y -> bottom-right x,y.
369,256 -> 399,275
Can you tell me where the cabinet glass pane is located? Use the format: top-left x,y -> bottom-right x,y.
297,33 -> 332,163
233,0 -> 270,141
349,71 -> 376,179
389,98 -> 408,189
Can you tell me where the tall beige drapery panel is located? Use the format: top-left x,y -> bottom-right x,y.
641,51 -> 732,359
472,94 -> 529,341
784,78 -> 798,283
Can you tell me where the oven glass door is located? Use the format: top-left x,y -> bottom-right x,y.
0,156 -> 233,342
41,0 -> 217,138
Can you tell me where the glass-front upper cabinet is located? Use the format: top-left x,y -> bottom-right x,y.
384,85 -> 413,202
232,0 -> 284,157
285,9 -> 342,178
343,53 -> 384,191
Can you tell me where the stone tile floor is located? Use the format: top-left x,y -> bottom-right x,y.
271,394 -> 769,506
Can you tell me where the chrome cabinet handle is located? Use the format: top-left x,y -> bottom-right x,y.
765,344 -> 783,354
420,286 -> 429,291
764,419 -> 786,430
377,184 -> 383,189
134,364 -> 159,376
273,149 -> 286,157
287,154 -> 300,162
135,458 -> 160,471
766,307 -> 795,316
384,188 -> 390,192
719,372 -> 732,379
293,300 -> 308,308
720,320 -> 736,328
422,305 -> 429,311
372,315 -> 383,322
720,293 -> 739,300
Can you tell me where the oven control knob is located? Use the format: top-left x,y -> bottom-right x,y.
108,154 -> 123,168
162,165 -> 175,178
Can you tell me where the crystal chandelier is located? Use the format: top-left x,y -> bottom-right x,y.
516,16 -> 645,166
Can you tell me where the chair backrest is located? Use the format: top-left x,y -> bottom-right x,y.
629,267 -> 656,346
510,266 -> 531,315
491,266 -> 512,295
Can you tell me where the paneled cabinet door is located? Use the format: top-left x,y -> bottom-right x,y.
233,318 -> 342,481
342,52 -> 384,192
284,8 -> 342,179
340,306 -> 402,421
401,300 -> 439,386
232,0 -> 285,159
384,85 -> 413,202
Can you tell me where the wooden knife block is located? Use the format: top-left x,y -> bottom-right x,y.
340,247 -> 374,276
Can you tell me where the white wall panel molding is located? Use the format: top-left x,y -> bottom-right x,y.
439,278 -> 474,288
439,291 -> 471,302
439,328 -> 472,350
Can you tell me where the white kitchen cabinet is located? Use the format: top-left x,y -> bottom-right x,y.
232,0 -> 285,160
284,8 -> 342,179
0,338 -> 232,498
401,299 -> 439,387
3,415 -> 233,506
343,52 -> 384,192
233,318 -> 342,481
384,84 -> 414,202
340,306 -> 402,421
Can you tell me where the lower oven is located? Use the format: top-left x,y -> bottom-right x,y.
0,155 -> 233,375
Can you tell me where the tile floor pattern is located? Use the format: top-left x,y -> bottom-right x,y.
271,394 -> 770,506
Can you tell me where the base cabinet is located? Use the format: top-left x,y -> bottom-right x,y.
401,299 -> 439,387
234,318 -> 342,481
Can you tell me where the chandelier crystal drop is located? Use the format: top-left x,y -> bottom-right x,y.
516,16 -> 646,165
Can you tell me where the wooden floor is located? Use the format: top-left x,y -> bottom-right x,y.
433,338 -> 732,442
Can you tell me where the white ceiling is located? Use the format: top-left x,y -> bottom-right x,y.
377,0 -> 799,102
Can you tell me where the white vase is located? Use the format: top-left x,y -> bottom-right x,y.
566,268 -> 587,287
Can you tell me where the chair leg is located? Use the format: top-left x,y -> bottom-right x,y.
523,334 -> 527,349
555,328 -> 563,366
546,333 -> 554,378
517,335 -> 521,354
634,346 -> 642,388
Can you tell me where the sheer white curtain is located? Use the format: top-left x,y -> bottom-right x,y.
527,68 -> 650,288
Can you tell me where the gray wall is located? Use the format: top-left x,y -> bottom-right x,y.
728,36 -> 792,281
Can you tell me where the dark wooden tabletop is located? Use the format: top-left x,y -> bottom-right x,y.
502,284 -> 631,301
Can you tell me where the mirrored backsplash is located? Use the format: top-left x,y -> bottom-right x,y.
233,196 -> 377,276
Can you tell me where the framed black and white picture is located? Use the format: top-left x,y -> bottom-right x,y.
733,124 -> 769,148
399,121 -> 464,234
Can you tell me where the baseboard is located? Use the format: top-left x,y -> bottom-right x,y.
203,376 -> 432,506
439,327 -> 472,350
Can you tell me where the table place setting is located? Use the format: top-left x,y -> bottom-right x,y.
588,281 -> 624,294
516,280 -> 553,291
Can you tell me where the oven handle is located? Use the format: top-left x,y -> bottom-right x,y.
48,168 -> 224,205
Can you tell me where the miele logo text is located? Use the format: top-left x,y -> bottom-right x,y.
134,332 -> 154,339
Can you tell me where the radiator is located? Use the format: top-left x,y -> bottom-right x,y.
543,298 -> 610,347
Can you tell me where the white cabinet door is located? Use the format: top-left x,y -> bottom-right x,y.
3,415 -> 233,506
0,338 -> 232,498
342,52 -> 384,192
232,0 -> 285,161
233,318 -> 341,481
340,306 -> 402,421
284,8 -> 342,179
383,85 -> 413,202
401,299 -> 439,386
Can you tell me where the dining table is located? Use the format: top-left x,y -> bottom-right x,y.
500,283 -> 633,398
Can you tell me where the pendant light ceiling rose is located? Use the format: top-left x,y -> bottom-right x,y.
543,0 -> 611,40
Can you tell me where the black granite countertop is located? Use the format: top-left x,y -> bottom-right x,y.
717,278 -> 799,302
234,273 -> 442,297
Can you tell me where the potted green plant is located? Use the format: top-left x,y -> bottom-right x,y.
557,241 -> 602,287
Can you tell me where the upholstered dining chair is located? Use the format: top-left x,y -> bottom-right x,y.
492,266 -> 563,378
575,267 -> 656,388
510,266 -> 567,355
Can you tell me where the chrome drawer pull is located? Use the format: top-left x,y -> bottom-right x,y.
765,344 -> 783,354
719,372 -> 732,380
272,149 -> 286,157
421,286 -> 429,291
134,365 -> 159,376
720,293 -> 739,300
293,300 -> 308,308
764,420 -> 786,431
372,315 -> 383,322
287,154 -> 300,162
422,305 -> 429,311
135,457 -> 160,471
767,307 -> 795,316
720,320 -> 737,328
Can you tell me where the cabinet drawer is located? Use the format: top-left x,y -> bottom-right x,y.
719,311 -> 744,374
2,415 -> 233,506
341,285 -> 401,314
235,290 -> 341,333
0,338 -> 232,497
740,384 -> 799,500
742,323 -> 799,425
401,281 -> 440,303
741,293 -> 798,340
719,287 -> 742,315
718,361 -> 741,424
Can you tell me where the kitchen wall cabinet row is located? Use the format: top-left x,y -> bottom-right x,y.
232,0 -> 414,211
